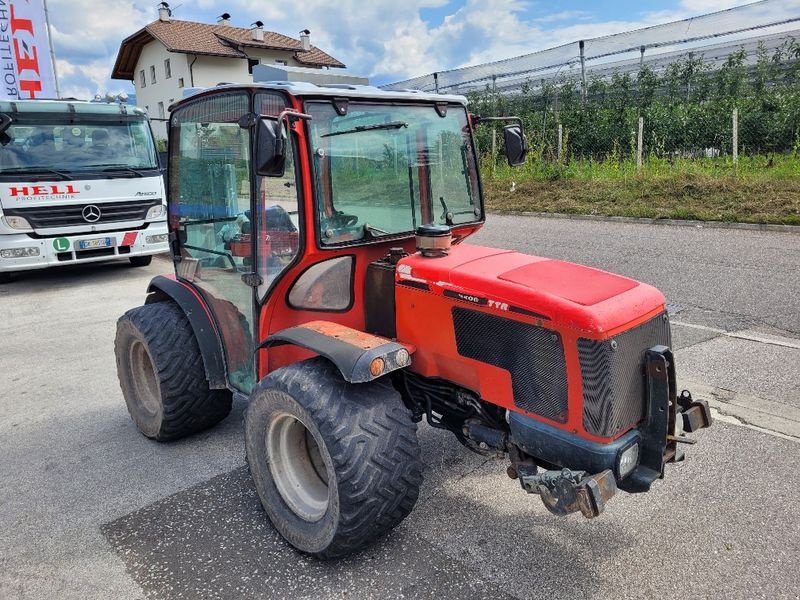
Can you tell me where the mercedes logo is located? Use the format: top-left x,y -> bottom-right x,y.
82,205 -> 102,223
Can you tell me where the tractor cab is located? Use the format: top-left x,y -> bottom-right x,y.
164,84 -> 504,391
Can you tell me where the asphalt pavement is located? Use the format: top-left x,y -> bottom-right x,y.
1,215 -> 798,599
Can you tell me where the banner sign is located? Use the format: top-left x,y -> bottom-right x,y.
0,0 -> 57,99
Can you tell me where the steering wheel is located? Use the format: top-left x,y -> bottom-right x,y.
323,212 -> 359,230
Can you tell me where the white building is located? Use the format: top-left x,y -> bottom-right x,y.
111,4 -> 345,139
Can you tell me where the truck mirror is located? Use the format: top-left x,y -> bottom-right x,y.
256,117 -> 286,177
503,124 -> 528,167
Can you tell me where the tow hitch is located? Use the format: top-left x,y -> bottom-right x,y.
518,467 -> 617,519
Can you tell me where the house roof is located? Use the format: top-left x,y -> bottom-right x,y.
111,19 -> 345,80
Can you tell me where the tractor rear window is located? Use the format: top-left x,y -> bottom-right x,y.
306,101 -> 481,246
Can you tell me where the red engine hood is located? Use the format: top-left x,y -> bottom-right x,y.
396,244 -> 666,334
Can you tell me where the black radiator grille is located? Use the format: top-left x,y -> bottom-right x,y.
452,307 -> 568,423
578,312 -> 671,437
3,200 -> 159,229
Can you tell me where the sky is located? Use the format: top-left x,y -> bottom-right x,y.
43,0 -> 798,99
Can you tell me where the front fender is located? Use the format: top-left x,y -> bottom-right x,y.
259,321 -> 413,384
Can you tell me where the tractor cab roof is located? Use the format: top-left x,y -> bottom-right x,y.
173,82 -> 468,112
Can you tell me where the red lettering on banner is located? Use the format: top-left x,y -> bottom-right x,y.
9,7 -> 34,35
31,185 -> 46,195
9,5 -> 43,99
13,40 -> 40,75
10,186 -> 29,197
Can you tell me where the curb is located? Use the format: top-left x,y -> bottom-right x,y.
488,210 -> 800,233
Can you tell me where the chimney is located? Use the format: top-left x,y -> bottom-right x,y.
157,2 -> 171,22
300,29 -> 311,51
217,13 -> 231,26
250,20 -> 264,42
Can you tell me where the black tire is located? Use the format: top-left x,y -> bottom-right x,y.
129,255 -> 153,267
245,357 -> 423,559
115,302 -> 232,441
0,272 -> 14,284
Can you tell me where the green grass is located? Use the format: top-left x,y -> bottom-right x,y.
483,154 -> 800,225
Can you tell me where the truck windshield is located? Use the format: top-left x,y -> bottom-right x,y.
0,116 -> 158,178
306,101 -> 481,245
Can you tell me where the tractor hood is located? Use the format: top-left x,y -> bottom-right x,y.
396,243 -> 665,334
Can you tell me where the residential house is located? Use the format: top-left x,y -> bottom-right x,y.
111,4 -> 345,138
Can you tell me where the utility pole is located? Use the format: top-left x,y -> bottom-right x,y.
43,0 -> 61,98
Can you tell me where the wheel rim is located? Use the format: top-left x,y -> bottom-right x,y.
266,412 -> 329,522
129,340 -> 160,415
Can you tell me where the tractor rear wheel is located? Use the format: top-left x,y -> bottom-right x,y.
115,302 -> 232,441
245,357 -> 423,559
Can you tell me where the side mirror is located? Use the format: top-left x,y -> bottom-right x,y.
256,118 -> 286,177
503,124 -> 528,167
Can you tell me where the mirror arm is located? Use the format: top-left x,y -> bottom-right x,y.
276,109 -> 312,125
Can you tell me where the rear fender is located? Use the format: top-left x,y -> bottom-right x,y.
145,275 -> 228,389
259,321 -> 413,384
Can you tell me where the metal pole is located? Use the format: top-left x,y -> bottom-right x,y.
732,107 -> 738,167
434,72 -> 439,94
579,40 -> 587,104
43,0 -> 61,98
491,128 -> 497,176
639,46 -> 645,70
637,116 -> 644,174
558,123 -> 563,164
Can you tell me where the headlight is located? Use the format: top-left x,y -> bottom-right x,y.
2,215 -> 33,230
1,246 -> 40,258
617,442 -> 640,479
145,204 -> 166,220
146,234 -> 168,244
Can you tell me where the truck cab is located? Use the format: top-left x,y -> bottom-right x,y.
0,100 -> 168,281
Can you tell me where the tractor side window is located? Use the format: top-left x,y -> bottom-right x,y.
256,136 -> 302,299
288,256 -> 354,311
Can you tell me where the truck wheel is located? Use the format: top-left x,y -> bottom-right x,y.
0,272 -> 14,284
245,358 -> 423,559
115,302 -> 232,441
129,256 -> 153,267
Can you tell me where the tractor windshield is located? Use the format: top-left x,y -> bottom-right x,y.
306,101 -> 481,245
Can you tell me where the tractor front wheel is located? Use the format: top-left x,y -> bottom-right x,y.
115,302 -> 232,441
245,358 -> 423,559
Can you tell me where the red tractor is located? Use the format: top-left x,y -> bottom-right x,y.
115,82 -> 711,558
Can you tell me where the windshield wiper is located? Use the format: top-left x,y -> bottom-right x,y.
0,166 -> 73,180
96,165 -> 147,177
362,223 -> 390,239
321,121 -> 408,138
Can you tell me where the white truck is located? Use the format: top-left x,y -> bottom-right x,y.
0,100 -> 168,283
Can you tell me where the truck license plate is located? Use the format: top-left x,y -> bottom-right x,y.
78,237 -> 114,250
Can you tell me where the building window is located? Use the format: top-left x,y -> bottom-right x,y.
247,58 -> 259,74
158,102 -> 165,119
275,59 -> 288,66
150,65 -> 156,84
140,70 -> 146,88
178,77 -> 184,88
164,58 -> 171,79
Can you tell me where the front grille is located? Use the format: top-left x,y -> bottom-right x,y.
4,200 -> 159,229
578,312 -> 671,438
452,308 -> 568,423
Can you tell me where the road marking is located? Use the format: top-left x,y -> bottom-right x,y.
672,320 -> 800,350
680,378 -> 800,442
